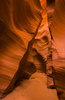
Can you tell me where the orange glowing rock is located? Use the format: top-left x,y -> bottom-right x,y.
0,0 -> 65,100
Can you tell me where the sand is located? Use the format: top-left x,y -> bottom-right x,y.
2,72 -> 58,100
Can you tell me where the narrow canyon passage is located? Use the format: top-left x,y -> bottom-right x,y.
0,0 -> 65,100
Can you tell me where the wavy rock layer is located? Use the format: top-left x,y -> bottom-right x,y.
0,0 -> 50,97
0,0 -> 65,100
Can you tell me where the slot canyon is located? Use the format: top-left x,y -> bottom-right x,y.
0,0 -> 65,100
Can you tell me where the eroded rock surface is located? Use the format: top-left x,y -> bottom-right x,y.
0,0 -> 65,100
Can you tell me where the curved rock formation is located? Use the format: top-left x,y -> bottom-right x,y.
0,0 -> 65,100
0,0 -> 48,97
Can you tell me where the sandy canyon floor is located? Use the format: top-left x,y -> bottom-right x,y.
2,72 -> 58,100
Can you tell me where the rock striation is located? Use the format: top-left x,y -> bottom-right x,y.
0,0 -> 65,100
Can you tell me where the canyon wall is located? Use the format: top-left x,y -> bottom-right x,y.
0,0 -> 65,99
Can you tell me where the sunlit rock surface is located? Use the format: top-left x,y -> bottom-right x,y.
0,0 -> 65,100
